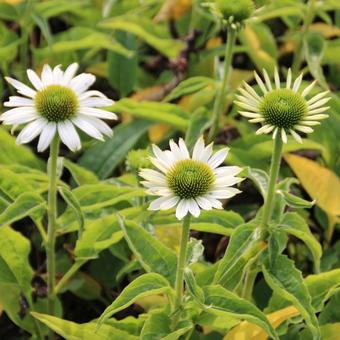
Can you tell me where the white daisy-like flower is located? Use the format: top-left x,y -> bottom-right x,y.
139,137 -> 243,220
235,68 -> 331,143
1,64 -> 117,152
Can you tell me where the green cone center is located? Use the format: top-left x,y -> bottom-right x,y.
35,85 -> 78,122
260,88 -> 307,129
166,159 -> 215,199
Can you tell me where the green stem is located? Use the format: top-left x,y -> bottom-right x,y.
241,268 -> 258,301
291,0 -> 317,74
46,136 -> 60,318
54,260 -> 86,295
172,214 -> 191,329
259,133 -> 283,239
208,27 -> 237,142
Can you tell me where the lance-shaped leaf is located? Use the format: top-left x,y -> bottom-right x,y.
262,254 -> 320,339
214,222 -> 266,290
32,312 -> 138,340
0,192 -> 45,228
63,159 -> 98,186
97,273 -> 172,328
184,268 -> 205,304
140,310 -> 193,340
278,212 -> 322,273
119,219 -> 178,285
58,186 -> 84,237
202,285 -> 278,340
278,190 -> 315,209
246,167 -> 269,199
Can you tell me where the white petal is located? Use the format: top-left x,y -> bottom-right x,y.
208,148 -> 229,169
37,122 -> 57,152
307,90 -> 329,105
70,73 -> 96,94
301,81 -> 316,97
16,118 -> 47,144
192,136 -> 205,161
214,176 -> 243,187
210,188 -> 241,199
152,144 -> 172,169
204,196 -> 223,209
274,67 -> 280,89
178,138 -> 190,159
290,129 -> 302,144
52,65 -> 63,84
150,157 -> 169,173
239,88 -> 260,103
195,196 -> 213,210
242,81 -> 261,100
292,73 -> 303,92
214,166 -> 242,177
249,118 -> 265,123
176,199 -> 190,220
76,115 -> 113,137
281,128 -> 287,143
149,196 -> 173,210
61,63 -> 79,85
79,107 -> 117,120
235,101 -> 259,112
294,125 -> 313,133
239,111 -> 261,118
188,198 -> 200,217
1,108 -> 37,125
169,139 -> 186,161
5,77 -> 36,98
27,69 -> 43,90
78,90 -> 109,100
286,68 -> 292,89
272,127 -> 279,139
262,69 -> 273,91
301,121 -> 320,126
72,116 -> 104,141
80,97 -> 114,107
4,96 -> 34,107
235,94 -> 259,107
254,71 -> 268,94
200,143 -> 214,163
256,124 -> 273,135
160,196 -> 179,210
41,64 -> 53,86
308,97 -> 331,110
139,169 -> 166,184
308,107 -> 329,115
303,114 -> 328,121
57,121 -> 81,151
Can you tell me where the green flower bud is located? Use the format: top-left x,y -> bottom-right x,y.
216,0 -> 254,24
126,149 -> 152,171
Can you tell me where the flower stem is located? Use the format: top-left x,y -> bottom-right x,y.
46,136 -> 60,318
208,27 -> 237,142
291,0 -> 317,74
259,133 -> 283,238
172,214 -> 191,328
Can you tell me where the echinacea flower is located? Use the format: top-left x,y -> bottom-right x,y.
1,64 -> 117,152
236,68 -> 331,143
139,137 -> 242,220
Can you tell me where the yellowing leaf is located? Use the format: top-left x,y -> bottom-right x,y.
154,0 -> 192,22
310,23 -> 340,38
224,306 -> 299,340
284,153 -> 340,216
148,124 -> 171,143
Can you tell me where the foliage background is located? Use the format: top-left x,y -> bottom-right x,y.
0,0 -> 339,339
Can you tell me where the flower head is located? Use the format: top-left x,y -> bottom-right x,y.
1,64 -> 117,152
216,0 -> 254,26
139,137 -> 242,220
236,68 -> 330,143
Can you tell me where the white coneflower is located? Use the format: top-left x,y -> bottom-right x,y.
1,64 -> 117,151
139,137 -> 242,220
235,68 -> 331,143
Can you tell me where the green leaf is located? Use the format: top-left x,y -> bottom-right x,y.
32,312 -> 138,340
184,268 -> 205,304
165,77 -> 215,102
0,192 -> 45,228
140,310 -> 192,340
58,186 -> 84,237
246,167 -> 268,199
262,254 -> 320,339
0,226 -> 35,333
111,99 -> 189,130
63,159 -> 98,186
100,16 -> 185,58
108,31 -> 138,97
74,214 -> 124,260
0,127 -> 44,170
278,212 -> 322,272
119,219 -> 178,285
185,108 -> 211,152
278,190 -> 315,209
214,222 -> 265,290
97,273 -> 172,327
79,120 -> 153,179
202,285 -> 278,340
